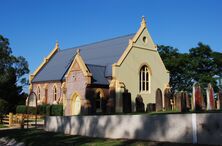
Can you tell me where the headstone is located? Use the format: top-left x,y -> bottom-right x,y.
135,94 -> 145,112
174,92 -> 181,112
146,103 -> 156,112
206,83 -> 214,110
122,90 -> 132,113
218,90 -> 222,110
185,92 -> 191,110
107,87 -> 115,114
181,92 -> 190,112
107,98 -> 115,114
155,89 -> 163,111
192,83 -> 203,111
174,92 -> 188,112
164,88 -> 172,111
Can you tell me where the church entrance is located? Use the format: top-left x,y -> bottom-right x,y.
71,93 -> 81,115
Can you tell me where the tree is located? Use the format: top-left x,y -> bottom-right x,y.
211,51 -> 222,76
0,35 -> 29,113
189,43 -> 221,92
0,99 -> 8,123
158,43 -> 222,94
212,51 -> 222,90
158,45 -> 193,93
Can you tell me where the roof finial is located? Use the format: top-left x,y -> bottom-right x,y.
77,49 -> 80,54
55,40 -> 59,49
141,16 -> 146,27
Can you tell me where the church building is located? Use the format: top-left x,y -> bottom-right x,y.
29,17 -> 169,115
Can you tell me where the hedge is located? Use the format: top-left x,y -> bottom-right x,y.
27,107 -> 37,115
51,104 -> 63,116
16,105 -> 27,114
46,105 -> 51,116
16,104 -> 63,116
38,104 -> 47,115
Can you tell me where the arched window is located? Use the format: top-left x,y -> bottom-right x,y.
53,86 -> 57,101
37,86 -> 41,100
95,88 -> 105,113
139,65 -> 149,92
96,92 -> 101,110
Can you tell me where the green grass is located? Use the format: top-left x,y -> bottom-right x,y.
0,124 -> 8,128
0,128 -> 210,146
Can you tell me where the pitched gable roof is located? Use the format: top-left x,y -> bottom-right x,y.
32,33 -> 134,83
87,64 -> 109,85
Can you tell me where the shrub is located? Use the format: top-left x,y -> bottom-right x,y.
46,105 -> 51,116
27,106 -> 37,115
38,104 -> 47,115
51,104 -> 63,116
16,105 -> 27,114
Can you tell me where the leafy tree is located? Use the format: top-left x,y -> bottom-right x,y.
158,43 -> 222,94
0,35 -> 29,113
212,52 -> 222,90
189,43 -> 218,92
158,45 -> 193,93
212,51 -> 222,76
0,99 -> 8,123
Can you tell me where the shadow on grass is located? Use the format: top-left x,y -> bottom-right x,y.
0,128 -> 97,146
0,128 -> 213,146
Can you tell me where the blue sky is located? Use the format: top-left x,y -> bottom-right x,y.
1,0 -> 222,80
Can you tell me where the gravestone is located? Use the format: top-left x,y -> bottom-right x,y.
146,103 -> 156,112
135,94 -> 145,112
185,92 -> 191,110
164,88 -> 172,111
218,90 -> 222,110
107,98 -> 115,114
174,92 -> 181,111
181,92 -> 190,112
174,92 -> 188,112
206,83 -> 214,110
122,90 -> 132,113
192,83 -> 203,111
107,87 -> 116,114
155,89 -> 163,111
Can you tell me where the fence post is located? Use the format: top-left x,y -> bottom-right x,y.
9,112 -> 13,127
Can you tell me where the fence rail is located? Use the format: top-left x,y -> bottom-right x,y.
2,113 -> 14,127
2,113 -> 43,127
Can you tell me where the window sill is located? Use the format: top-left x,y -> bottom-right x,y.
139,91 -> 150,94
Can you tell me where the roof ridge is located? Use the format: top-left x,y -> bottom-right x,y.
59,33 -> 135,52
86,64 -> 106,67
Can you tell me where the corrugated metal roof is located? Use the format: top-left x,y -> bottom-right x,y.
32,33 -> 134,84
86,64 -> 109,85
32,48 -> 75,82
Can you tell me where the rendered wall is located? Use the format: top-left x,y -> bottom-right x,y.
115,48 -> 169,104
45,113 -> 222,145
113,28 -> 169,111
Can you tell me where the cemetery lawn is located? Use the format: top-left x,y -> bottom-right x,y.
0,128 -> 211,146
0,124 -> 7,128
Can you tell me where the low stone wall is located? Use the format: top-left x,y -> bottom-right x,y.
45,113 -> 222,145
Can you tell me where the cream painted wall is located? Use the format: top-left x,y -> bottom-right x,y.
114,28 -> 169,111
